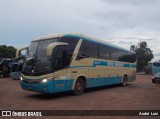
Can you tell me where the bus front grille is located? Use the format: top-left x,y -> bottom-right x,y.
22,79 -> 41,84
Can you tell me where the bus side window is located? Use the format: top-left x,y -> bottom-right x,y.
77,40 -> 98,60
118,52 -> 136,63
61,36 -> 80,60
53,45 -> 73,71
54,46 -> 66,70
109,52 -> 111,60
98,44 -> 113,60
77,51 -> 89,60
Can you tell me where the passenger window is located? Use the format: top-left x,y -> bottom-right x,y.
53,45 -> 72,71
77,40 -> 98,60
76,39 -> 136,63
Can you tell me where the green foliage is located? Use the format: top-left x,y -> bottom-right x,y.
0,45 -> 16,58
130,41 -> 154,72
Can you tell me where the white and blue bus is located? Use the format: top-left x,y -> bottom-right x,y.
19,33 -> 136,95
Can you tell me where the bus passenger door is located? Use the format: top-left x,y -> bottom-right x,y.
53,45 -> 72,92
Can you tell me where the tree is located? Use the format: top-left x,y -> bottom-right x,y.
0,45 -> 16,58
130,41 -> 154,72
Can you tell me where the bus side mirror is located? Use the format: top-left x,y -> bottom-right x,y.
16,47 -> 28,59
47,42 -> 68,56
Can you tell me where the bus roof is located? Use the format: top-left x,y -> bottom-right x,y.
33,33 -> 134,53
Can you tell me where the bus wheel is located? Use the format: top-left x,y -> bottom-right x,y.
74,78 -> 85,95
122,75 -> 127,87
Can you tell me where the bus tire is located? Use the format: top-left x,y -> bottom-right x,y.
73,78 -> 85,96
122,75 -> 127,87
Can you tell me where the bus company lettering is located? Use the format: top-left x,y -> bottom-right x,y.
94,62 -> 101,65
108,62 -> 113,66
114,63 -> 124,67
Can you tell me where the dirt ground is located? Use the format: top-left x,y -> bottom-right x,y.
0,75 -> 160,119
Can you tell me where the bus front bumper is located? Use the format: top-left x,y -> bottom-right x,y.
21,80 -> 54,93
20,79 -> 74,93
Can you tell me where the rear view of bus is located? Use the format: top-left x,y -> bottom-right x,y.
20,33 -> 136,95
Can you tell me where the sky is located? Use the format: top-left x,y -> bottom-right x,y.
0,0 -> 160,62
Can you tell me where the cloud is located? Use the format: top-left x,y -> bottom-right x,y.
93,0 -> 160,31
0,0 -> 160,61
101,0 -> 160,5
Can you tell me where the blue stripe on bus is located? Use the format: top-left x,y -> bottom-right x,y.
69,61 -> 136,68
86,76 -> 122,88
86,76 -> 134,88
21,76 -> 135,93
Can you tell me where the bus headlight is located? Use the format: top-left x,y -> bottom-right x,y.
41,79 -> 48,83
20,77 -> 23,81
41,77 -> 53,83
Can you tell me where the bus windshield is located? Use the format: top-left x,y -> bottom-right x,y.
27,41 -> 39,58
23,38 -> 58,76
22,36 -> 80,76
